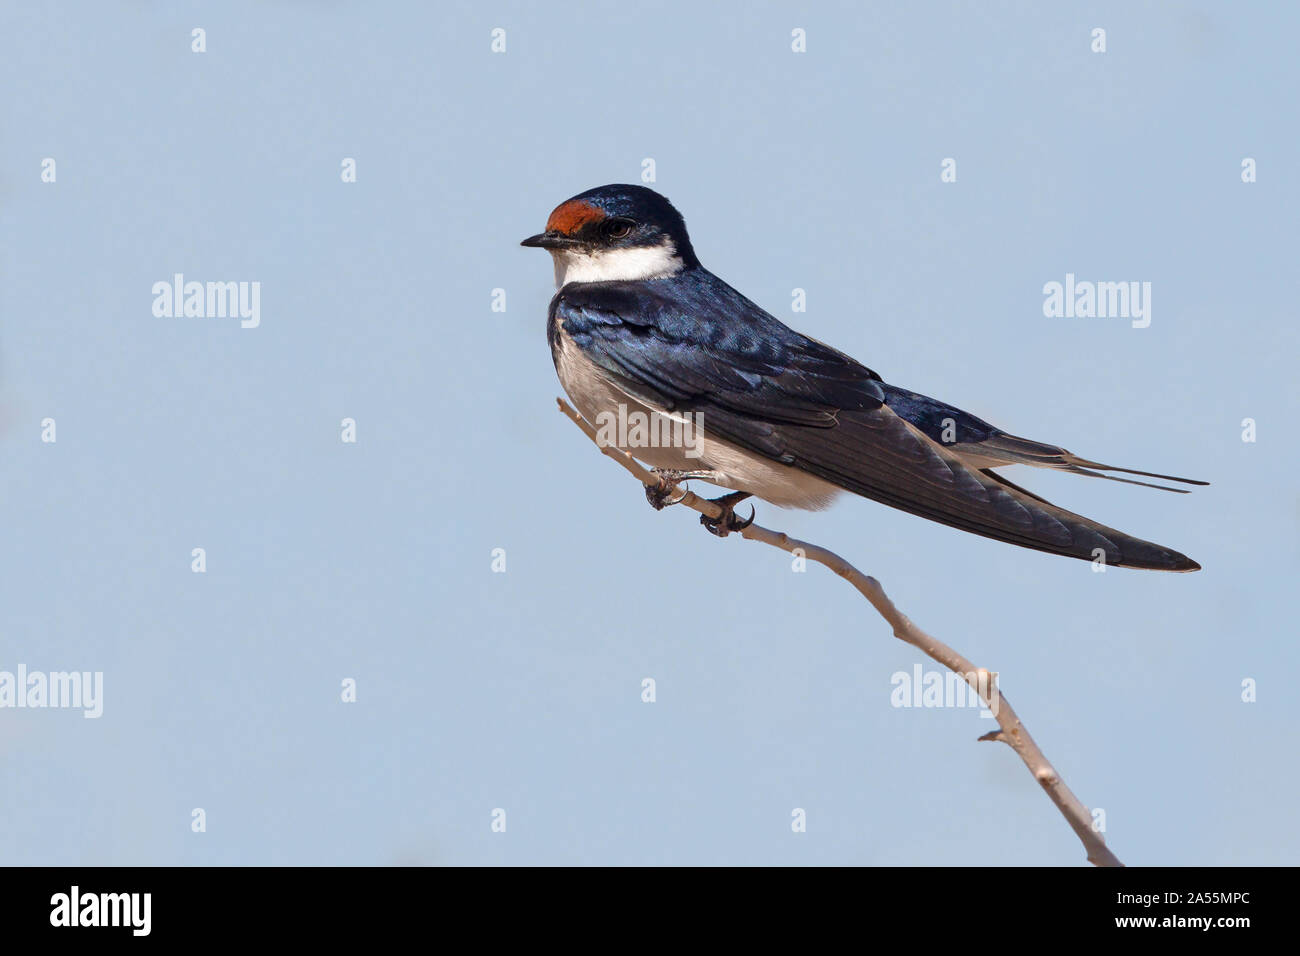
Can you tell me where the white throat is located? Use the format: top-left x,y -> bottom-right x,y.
551,239 -> 684,288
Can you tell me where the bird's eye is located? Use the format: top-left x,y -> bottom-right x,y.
604,218 -> 635,240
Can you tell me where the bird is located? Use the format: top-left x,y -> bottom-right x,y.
522,184 -> 1206,572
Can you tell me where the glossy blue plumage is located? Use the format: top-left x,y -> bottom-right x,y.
530,184 -> 1203,571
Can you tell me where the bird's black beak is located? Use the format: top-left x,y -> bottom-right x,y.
521,231 -> 579,249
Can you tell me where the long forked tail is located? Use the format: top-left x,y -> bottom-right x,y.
972,432 -> 1209,494
1066,456 -> 1209,492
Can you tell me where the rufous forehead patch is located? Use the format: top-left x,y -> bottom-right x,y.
546,199 -> 606,235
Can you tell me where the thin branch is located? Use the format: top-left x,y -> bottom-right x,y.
556,397 -> 1123,867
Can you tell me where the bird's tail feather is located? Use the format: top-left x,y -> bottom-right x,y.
1067,456 -> 1209,487
1058,465 -> 1191,493
971,432 -> 1208,491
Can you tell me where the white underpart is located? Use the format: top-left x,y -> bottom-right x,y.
554,330 -> 842,510
551,238 -> 684,288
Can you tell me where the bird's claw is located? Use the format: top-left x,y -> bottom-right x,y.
645,480 -> 687,511
699,492 -> 755,538
644,468 -> 698,511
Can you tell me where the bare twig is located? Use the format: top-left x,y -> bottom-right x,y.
556,397 -> 1123,867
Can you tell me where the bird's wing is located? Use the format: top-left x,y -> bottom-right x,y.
554,282 -> 1199,571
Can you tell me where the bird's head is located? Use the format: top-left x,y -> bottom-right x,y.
521,184 -> 699,287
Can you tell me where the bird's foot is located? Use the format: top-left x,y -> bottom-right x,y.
699,491 -> 755,538
644,468 -> 711,511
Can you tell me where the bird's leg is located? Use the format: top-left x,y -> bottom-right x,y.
644,468 -> 713,511
699,491 -> 755,538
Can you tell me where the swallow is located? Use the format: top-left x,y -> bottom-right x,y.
523,184 -> 1206,571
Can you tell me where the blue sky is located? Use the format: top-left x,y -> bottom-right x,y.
1,1 -> 1295,865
